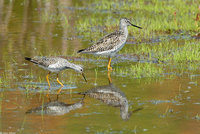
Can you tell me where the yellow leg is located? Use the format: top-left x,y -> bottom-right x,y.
46,87 -> 51,101
56,74 -> 64,87
57,86 -> 63,94
107,57 -> 112,71
107,71 -> 112,84
46,72 -> 51,87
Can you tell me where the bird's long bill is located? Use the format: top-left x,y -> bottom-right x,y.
82,73 -> 87,82
130,23 -> 142,29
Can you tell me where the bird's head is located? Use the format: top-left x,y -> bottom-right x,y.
120,18 -> 142,29
74,65 -> 87,82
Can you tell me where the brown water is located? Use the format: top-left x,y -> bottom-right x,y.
0,0 -> 200,134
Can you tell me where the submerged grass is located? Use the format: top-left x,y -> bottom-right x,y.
195,113 -> 200,120
94,68 -> 98,86
19,116 -> 27,134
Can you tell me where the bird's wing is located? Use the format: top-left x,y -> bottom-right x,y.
31,57 -> 60,67
80,31 -> 123,53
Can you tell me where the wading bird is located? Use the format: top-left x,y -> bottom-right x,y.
25,56 -> 87,88
77,18 -> 142,71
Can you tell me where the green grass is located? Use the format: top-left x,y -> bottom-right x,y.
114,39 -> 200,78
123,40 -> 200,63
74,0 -> 199,38
115,62 -> 164,78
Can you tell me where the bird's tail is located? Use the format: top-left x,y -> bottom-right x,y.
77,49 -> 85,53
25,57 -> 32,61
77,91 -> 87,95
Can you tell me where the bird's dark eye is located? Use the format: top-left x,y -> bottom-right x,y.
80,69 -> 83,72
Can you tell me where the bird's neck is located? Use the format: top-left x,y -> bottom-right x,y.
68,63 -> 78,70
119,25 -> 128,37
63,61 -> 76,70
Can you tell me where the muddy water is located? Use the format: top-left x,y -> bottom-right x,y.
0,0 -> 200,134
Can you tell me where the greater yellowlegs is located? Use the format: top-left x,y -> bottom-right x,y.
77,18 -> 142,71
25,56 -> 87,88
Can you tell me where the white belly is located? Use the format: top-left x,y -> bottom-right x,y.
38,64 -> 66,73
95,42 -> 126,57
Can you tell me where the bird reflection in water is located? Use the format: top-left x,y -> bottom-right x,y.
26,87 -> 85,115
80,72 -> 143,120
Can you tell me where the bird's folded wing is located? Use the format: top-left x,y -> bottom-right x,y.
32,57 -> 59,67
83,31 -> 123,53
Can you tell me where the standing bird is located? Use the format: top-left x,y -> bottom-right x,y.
77,18 -> 142,71
25,56 -> 87,88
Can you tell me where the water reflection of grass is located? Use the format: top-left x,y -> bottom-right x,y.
41,10 -> 69,28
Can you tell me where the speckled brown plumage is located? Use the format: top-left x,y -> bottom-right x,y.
25,56 -> 63,67
78,31 -> 126,53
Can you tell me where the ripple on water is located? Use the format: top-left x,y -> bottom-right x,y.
149,99 -> 179,105
73,112 -> 103,117
16,82 -> 77,93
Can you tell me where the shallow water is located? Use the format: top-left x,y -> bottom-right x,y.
0,0 -> 200,134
